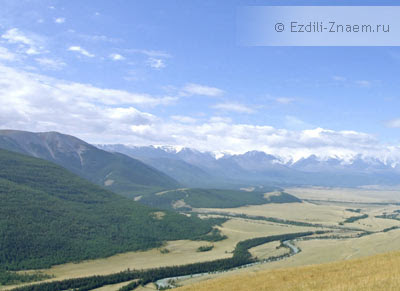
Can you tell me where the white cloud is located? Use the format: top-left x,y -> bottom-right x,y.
68,46 -> 95,58
285,115 -> 311,130
182,83 -> 224,97
147,57 -> 165,69
333,76 -> 374,88
213,102 -> 255,114
386,118 -> 400,128
171,115 -> 197,124
97,118 -> 390,164
128,49 -> 171,58
1,28 -> 44,55
0,46 -> 17,61
2,28 -> 34,46
109,53 -> 125,61
355,80 -> 372,87
35,58 -> 66,70
276,97 -> 294,104
209,116 -> 232,123
332,75 -> 346,81
54,82 -> 176,106
1,63 -> 399,163
74,33 -> 120,43
54,18 -> 66,24
125,49 -> 171,69
0,64 -> 176,140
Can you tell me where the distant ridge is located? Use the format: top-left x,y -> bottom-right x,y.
0,130 -> 180,197
99,144 -> 400,188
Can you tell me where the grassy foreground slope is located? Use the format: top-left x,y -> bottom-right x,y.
138,188 -> 300,210
176,250 -> 400,291
0,149 -> 220,270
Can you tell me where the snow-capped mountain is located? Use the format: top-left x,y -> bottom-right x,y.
97,144 -> 400,188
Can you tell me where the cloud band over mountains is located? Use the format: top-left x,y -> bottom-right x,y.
1,63 -> 400,164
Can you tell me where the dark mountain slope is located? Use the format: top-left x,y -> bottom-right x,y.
0,130 -> 179,197
97,144 -> 242,188
0,149 -> 220,270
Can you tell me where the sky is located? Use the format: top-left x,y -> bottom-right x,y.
1,0 -> 400,162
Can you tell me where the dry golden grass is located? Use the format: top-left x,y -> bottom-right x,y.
198,202 -> 350,225
249,241 -> 288,260
91,280 -> 138,291
150,211 -> 165,220
176,250 -> 400,291
173,225 -> 400,289
26,218 -> 312,282
286,187 -> 400,203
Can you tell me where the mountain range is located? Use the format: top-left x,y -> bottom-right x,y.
98,144 -> 400,188
1,129 -> 399,190
0,130 -> 179,197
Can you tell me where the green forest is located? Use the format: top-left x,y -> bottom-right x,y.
9,231 -> 315,291
138,188 -> 301,210
0,149 -> 223,270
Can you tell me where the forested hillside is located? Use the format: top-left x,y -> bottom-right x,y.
138,188 -> 300,210
0,130 -> 179,197
0,149 -> 222,270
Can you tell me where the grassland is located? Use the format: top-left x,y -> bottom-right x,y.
286,186 -> 400,203
4,187 -> 400,291
18,219 -> 314,284
196,201 -> 352,226
175,249 -> 400,291
164,188 -> 400,290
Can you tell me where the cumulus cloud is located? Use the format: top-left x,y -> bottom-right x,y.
386,118 -> 400,128
209,116 -> 232,123
213,102 -> 255,114
275,97 -> 294,104
1,28 -> 44,55
109,53 -> 125,61
171,115 -> 197,124
332,75 -> 346,81
35,58 -> 66,70
54,18 -> 65,24
105,119 -> 391,163
68,46 -> 95,57
2,28 -> 34,46
125,49 -> 171,70
128,49 -> 171,58
182,83 -> 224,97
0,46 -> 17,61
1,63 -> 399,163
0,64 -> 176,140
147,57 -> 165,69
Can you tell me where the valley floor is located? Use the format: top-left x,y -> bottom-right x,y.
4,187 -> 400,291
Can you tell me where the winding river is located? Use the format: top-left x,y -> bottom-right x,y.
155,239 -> 300,289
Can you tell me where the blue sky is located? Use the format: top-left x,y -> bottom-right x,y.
1,0 -> 400,161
